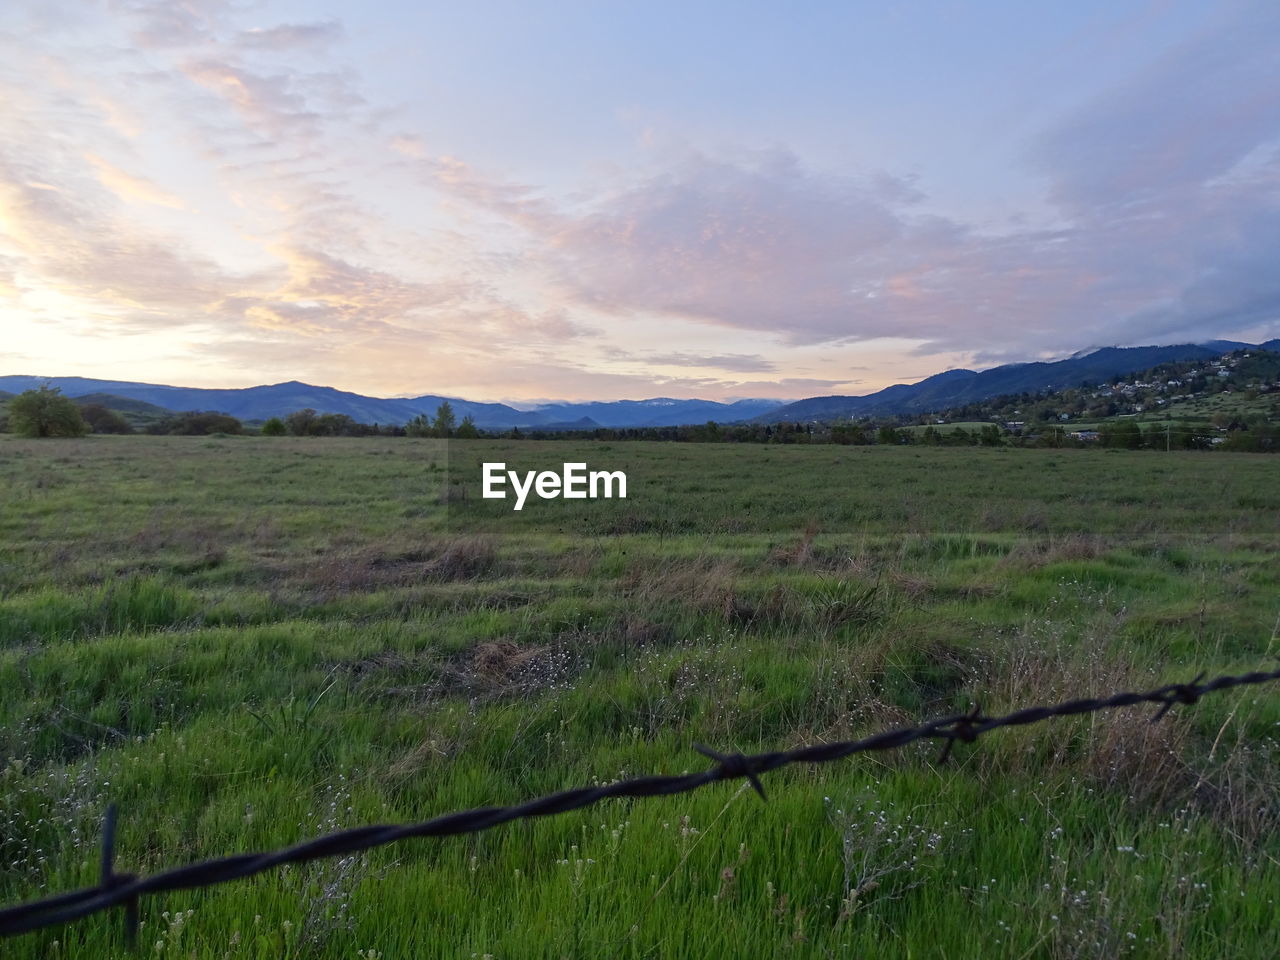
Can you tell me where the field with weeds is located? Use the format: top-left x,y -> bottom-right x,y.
1,435 -> 1278,958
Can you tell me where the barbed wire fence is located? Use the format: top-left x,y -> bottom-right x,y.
2,665 -> 1278,947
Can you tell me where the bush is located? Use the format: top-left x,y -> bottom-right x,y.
261,417 -> 287,436
79,404 -> 134,434
279,409 -> 373,436
150,411 -> 244,435
8,386 -> 89,438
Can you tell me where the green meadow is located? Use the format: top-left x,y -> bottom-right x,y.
1,436 -> 1278,958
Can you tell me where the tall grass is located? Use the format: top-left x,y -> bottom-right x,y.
0,435 -> 1276,957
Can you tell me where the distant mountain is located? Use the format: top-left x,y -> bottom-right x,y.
527,397 -> 782,428
1198,339 -> 1254,353
756,342 -> 1262,423
525,417 -> 604,432
0,376 -> 786,429
6,339 -> 1274,430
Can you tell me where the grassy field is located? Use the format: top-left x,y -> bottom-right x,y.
1154,389 -> 1280,422
1068,388 -> 1280,435
1,436 -> 1278,958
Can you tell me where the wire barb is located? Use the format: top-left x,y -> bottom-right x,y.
938,703 -> 985,763
1152,671 -> 1206,721
1,665 -> 1277,941
694,743 -> 768,800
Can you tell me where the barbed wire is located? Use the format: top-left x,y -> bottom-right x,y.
2,665 -> 1278,945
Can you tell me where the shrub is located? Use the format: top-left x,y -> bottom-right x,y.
79,404 -> 134,434
8,386 -> 89,438
151,411 -> 245,435
285,408 -> 319,436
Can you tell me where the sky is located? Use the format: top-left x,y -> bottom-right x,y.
2,0 -> 1279,402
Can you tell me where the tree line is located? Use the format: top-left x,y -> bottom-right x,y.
3,386 -> 1275,452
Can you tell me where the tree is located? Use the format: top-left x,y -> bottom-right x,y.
260,417 -> 286,436
79,404 -> 133,434
314,413 -> 359,436
455,414 -> 479,439
159,411 -> 244,435
1100,420 -> 1142,449
830,423 -> 868,445
285,409 -> 319,436
405,413 -> 432,437
8,386 -> 89,438
431,401 -> 457,438
876,425 -> 901,445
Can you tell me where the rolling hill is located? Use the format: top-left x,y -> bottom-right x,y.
756,342 -> 1280,422
69,393 -> 174,416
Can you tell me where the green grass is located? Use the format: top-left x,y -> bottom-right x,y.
0,435 -> 1278,958
898,420 -> 993,434
1152,389 -> 1280,422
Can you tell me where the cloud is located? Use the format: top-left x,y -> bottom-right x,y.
112,0 -> 234,49
7,0 -> 1279,403
0,156 -> 236,320
431,124 -> 1279,360
231,244 -> 469,337
412,361 -> 852,403
640,352 -> 777,373
235,21 -> 344,50
182,59 -> 325,138
723,377 -> 859,397
0,255 -> 21,298
422,149 -> 946,340
85,153 -> 184,208
1030,3 -> 1280,211
400,2 -> 1279,363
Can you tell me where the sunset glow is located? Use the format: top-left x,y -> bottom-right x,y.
3,1 -> 1278,401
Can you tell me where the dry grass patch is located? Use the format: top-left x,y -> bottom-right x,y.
297,536 -> 498,599
998,534 -> 1110,570
621,555 -> 741,611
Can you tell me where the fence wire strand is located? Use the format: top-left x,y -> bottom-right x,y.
2,665 -> 1278,944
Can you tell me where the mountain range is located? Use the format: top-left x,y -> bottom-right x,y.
5,339 -> 1277,429
0,375 -> 782,429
